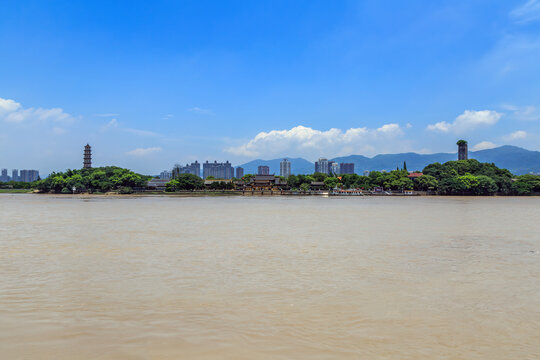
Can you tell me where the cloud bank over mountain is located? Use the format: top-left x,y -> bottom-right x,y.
225,124 -> 408,160
427,110 -> 502,134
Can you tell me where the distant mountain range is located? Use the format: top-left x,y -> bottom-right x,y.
237,146 -> 540,175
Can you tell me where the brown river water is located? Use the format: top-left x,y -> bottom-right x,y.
1,194 -> 539,359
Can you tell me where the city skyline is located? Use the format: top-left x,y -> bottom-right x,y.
4,139 -> 540,178
2,1 -> 540,175
0,168 -> 39,182
2,138 -> 540,179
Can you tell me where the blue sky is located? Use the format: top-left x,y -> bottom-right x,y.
1,0 -> 540,175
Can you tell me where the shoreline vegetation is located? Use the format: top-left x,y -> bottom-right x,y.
0,188 -> 34,193
2,159 -> 540,196
3,190 -> 540,198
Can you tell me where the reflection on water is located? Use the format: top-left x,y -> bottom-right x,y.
1,194 -> 539,359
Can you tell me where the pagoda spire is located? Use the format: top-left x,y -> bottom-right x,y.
83,144 -> 92,169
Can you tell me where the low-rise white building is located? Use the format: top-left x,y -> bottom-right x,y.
147,178 -> 170,191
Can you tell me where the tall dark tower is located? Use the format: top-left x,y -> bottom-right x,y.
457,140 -> 468,161
83,144 -> 92,168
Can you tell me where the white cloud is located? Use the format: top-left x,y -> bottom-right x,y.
510,0 -> 540,23
426,121 -> 450,132
505,130 -> 527,140
0,97 -> 74,123
427,110 -> 502,134
416,148 -> 433,154
481,35 -> 540,77
377,123 -> 402,134
4,108 -> 31,123
188,107 -> 214,115
224,124 -> 406,159
100,118 -> 159,137
0,98 -> 21,115
472,141 -> 498,151
501,104 -> 540,121
101,118 -> 118,131
126,147 -> 162,156
33,108 -> 72,122
518,106 -> 537,120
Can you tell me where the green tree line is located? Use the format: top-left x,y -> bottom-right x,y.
286,169 -> 415,191
6,160 -> 540,195
165,173 -> 236,191
0,180 -> 37,189
34,167 -> 150,194
286,159 -> 540,195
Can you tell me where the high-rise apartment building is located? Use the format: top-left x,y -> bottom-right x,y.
172,161 -> 201,178
279,159 -> 291,178
189,161 -> 201,177
1,169 -> 38,182
159,170 -> 171,180
329,161 -> 340,175
184,161 -> 200,177
203,161 -> 234,179
258,165 -> 270,175
0,169 -> 8,182
236,167 -> 244,178
20,170 -> 39,182
340,163 -> 355,174
315,158 -> 328,174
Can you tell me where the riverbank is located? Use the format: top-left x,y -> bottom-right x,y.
0,189 -> 33,193
6,190 -> 540,197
